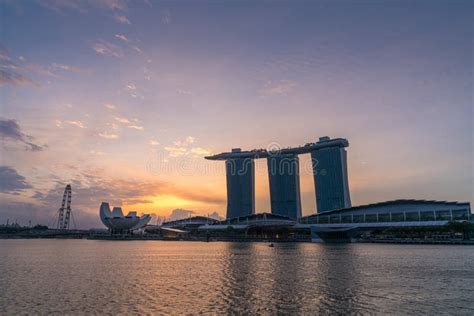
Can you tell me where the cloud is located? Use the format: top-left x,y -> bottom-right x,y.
50,62 -> 86,74
113,116 -> 143,130
0,118 -> 44,151
149,139 -> 160,146
0,169 -> 225,227
98,132 -> 119,139
114,34 -> 129,42
113,34 -> 142,54
161,10 -> 172,25
0,47 -> 11,62
0,69 -> 37,87
190,147 -> 211,156
163,137 -> 203,157
128,125 -> 144,131
37,0 -> 86,14
131,46 -> 142,53
92,40 -> 123,58
37,0 -> 128,16
171,188 -> 225,205
97,0 -> 127,11
209,211 -> 224,221
89,150 -> 107,156
0,45 -> 37,87
3,44 -> 86,85
164,144 -> 188,157
55,120 -> 86,129
23,62 -> 57,77
126,83 -> 136,91
104,103 -> 116,110
260,80 -> 296,96
0,166 -> 32,193
45,173 -> 223,221
124,83 -> 145,99
114,116 -> 132,124
168,208 -> 194,221
36,1 -> 132,28
165,206 -> 226,223
0,63 -> 86,87
0,45 -> 87,86
64,120 -> 85,128
143,67 -> 152,80
22,61 -> 87,77
114,13 -> 131,24
106,122 -> 119,130
177,89 -> 192,95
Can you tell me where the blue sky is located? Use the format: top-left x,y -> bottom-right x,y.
0,0 -> 472,227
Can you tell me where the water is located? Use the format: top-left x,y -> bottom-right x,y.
1,240 -> 473,315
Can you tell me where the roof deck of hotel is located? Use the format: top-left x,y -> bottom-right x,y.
205,137 -> 349,160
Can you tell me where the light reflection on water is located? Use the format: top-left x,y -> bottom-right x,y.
1,240 -> 473,314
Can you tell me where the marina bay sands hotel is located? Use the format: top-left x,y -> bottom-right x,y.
205,136 -> 351,220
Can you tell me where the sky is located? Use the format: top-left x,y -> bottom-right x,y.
0,0 -> 472,228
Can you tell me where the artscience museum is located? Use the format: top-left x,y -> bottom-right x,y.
99,202 -> 151,233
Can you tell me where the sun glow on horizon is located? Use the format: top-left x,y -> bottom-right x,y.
0,0 -> 471,228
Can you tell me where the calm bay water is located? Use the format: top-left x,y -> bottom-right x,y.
0,240 -> 473,315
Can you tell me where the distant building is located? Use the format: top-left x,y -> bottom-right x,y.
198,212 -> 297,240
99,202 -> 151,233
311,136 -> 351,213
299,199 -> 472,242
225,149 -> 255,219
300,199 -> 472,225
162,216 -> 220,230
206,136 -> 351,219
267,154 -> 302,220
196,200 -> 472,243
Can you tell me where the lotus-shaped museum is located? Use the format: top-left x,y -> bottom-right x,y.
100,202 -> 151,232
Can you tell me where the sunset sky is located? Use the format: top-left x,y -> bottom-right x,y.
1,0 -> 472,228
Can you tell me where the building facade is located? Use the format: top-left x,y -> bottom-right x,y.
225,149 -> 255,219
299,199 -> 472,225
311,137 -> 351,213
267,154 -> 302,219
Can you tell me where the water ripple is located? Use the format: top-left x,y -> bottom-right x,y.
1,240 -> 474,314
